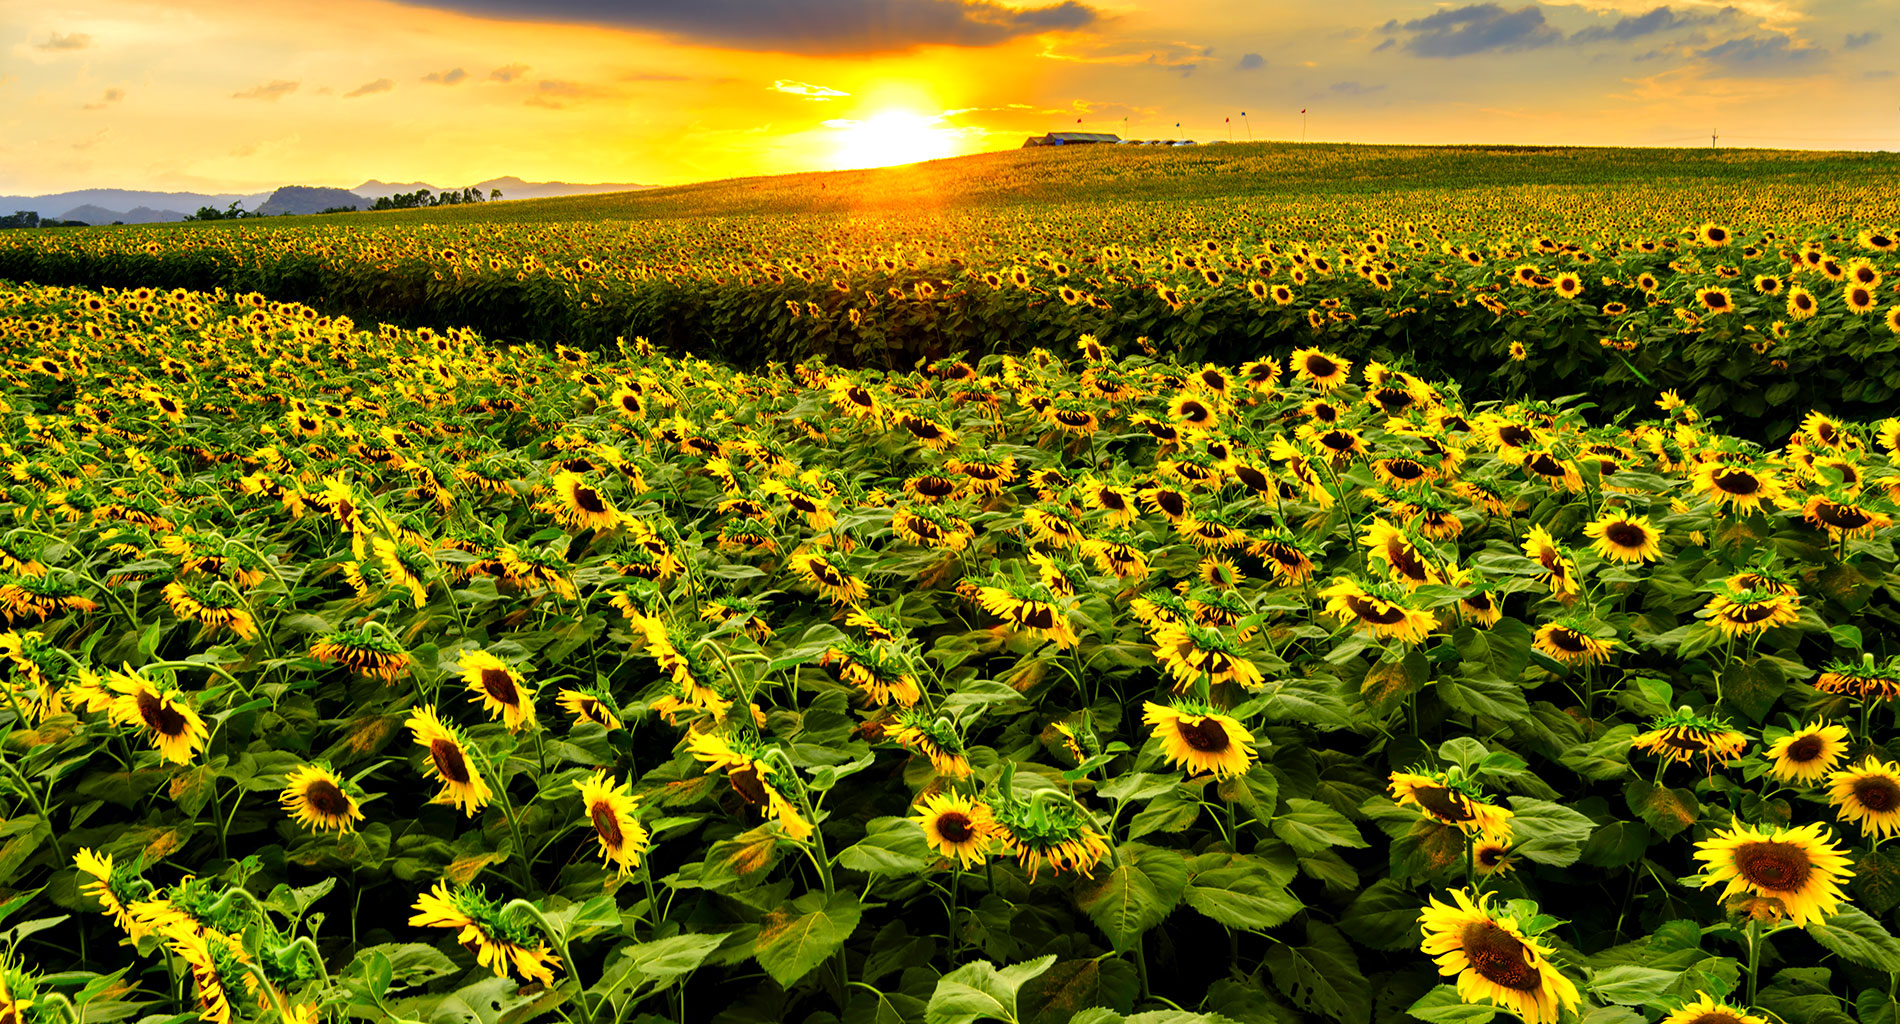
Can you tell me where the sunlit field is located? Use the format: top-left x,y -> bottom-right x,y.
3,143 -> 1900,1024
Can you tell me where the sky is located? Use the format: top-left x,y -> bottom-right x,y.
3,0 -> 1896,195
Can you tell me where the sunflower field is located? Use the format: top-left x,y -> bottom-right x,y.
4,211 -> 1900,1024
5,145 -> 1900,438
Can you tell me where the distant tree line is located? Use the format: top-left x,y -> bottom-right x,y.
370,187 -> 502,211
1,212 -> 88,230
185,202 -> 250,222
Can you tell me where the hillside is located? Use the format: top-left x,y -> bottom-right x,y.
255,186 -> 364,216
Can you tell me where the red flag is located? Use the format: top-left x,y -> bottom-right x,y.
1225,117 -> 1230,122
1076,117 -> 1082,123
1301,108 -> 1307,114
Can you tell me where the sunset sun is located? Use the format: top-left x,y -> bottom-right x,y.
830,110 -> 963,170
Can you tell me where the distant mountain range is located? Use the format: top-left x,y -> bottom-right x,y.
0,177 -> 650,226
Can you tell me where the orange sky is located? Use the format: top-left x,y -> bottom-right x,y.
3,0 -> 1895,194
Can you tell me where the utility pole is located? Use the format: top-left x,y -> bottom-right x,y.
1711,128 -> 1718,149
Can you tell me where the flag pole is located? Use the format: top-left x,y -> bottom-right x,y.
1242,111 -> 1251,141
1301,108 -> 1308,144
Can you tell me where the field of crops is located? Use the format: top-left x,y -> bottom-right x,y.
4,143 -> 1900,1024
5,144 -> 1900,437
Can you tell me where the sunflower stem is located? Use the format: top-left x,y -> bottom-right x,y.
503,898 -> 589,1023
1745,917 -> 1763,1007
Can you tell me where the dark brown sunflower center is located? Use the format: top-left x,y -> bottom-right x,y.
905,420 -> 944,439
1477,845 -> 1505,868
136,690 -> 189,737
1385,460 -> 1426,480
573,486 -> 607,514
730,766 -> 770,806
303,779 -> 351,816
1497,424 -> 1535,448
1604,522 -> 1648,548
1344,595 -> 1408,626
1236,465 -> 1271,491
480,667 -> 519,706
936,811 -> 975,844
1305,355 -> 1339,378
1713,470 -> 1761,496
1545,628 -> 1587,653
1852,776 -> 1900,812
1387,541 -> 1431,582
1525,453 -> 1565,477
1319,431 -> 1355,452
1155,492 -> 1186,516
591,801 -> 624,846
1785,735 -> 1826,763
1020,606 -> 1056,630
1814,502 -> 1874,529
1176,717 -> 1231,753
1726,602 -> 1781,624
1460,921 -> 1543,992
430,739 -> 472,784
1413,784 -> 1475,822
1683,1012 -> 1745,1024
1734,840 -> 1812,892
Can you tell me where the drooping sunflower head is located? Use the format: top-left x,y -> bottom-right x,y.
556,685 -> 623,731
886,709 -> 971,778
408,881 -> 562,987
75,847 -> 153,939
458,649 -> 536,733
1659,991 -> 1769,1024
1703,587 -> 1801,638
1633,708 -> 1749,769
1388,768 -> 1513,833
309,627 -> 410,684
991,797 -> 1110,883
1532,618 -> 1617,667
1816,654 -> 1900,702
1318,577 -> 1436,646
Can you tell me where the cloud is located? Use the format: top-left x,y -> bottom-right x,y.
1570,6 -> 1735,45
36,32 -> 92,51
1382,4 -> 1560,58
232,80 -> 300,101
525,79 -> 612,108
385,0 -> 1099,55
1237,52 -> 1264,71
1042,39 -> 1215,76
83,87 -> 124,110
1699,34 -> 1824,75
771,79 -> 849,99
1865,69 -> 1895,80
489,63 -> 531,82
423,67 -> 470,84
1330,80 -> 1386,95
345,78 -> 395,97
1845,31 -> 1881,50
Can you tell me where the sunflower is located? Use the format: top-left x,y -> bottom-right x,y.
309,628 -> 410,684
75,848 -> 149,940
1690,462 -> 1786,515
1697,222 -> 1731,246
687,732 -> 813,840
1473,833 -> 1516,876
967,582 -> 1077,649
1142,700 -> 1256,780
1661,992 -> 1769,1024
1827,757 -> 1900,839
169,927 -> 255,1024
787,550 -> 868,606
991,799 -> 1110,882
1389,770 -> 1514,833
1417,889 -> 1580,1024
1696,287 -> 1733,314
1150,622 -> 1263,691
405,705 -> 492,816
1632,709 -> 1749,769
1583,509 -> 1662,564
556,686 -> 623,730
1801,494 -> 1892,539
912,792 -> 995,869
1845,283 -> 1879,314
1168,394 -> 1219,432
1532,620 -> 1616,666
1290,347 -> 1351,390
1816,655 -> 1900,702
885,710 -> 971,777
1361,518 -> 1441,588
1704,588 -> 1800,638
279,762 -> 364,834
1764,722 -> 1850,786
107,670 -> 210,764
409,882 -> 562,986
1251,535 -> 1316,584
1319,577 -> 1436,645
1693,819 -> 1852,927
549,470 -> 623,532
160,580 -> 257,640
1520,526 -> 1580,598
575,771 -> 649,874
459,649 -> 536,732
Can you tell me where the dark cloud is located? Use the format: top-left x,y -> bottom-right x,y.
36,32 -> 92,50
1330,80 -> 1386,95
1845,31 -> 1881,50
1700,34 -> 1824,75
385,0 -> 1098,54
1382,4 -> 1559,58
232,80 -> 300,101
489,63 -> 531,81
1570,5 -> 1735,44
423,68 -> 470,84
1237,52 -> 1264,70
345,78 -> 395,97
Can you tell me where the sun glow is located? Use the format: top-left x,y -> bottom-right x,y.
830,110 -> 964,170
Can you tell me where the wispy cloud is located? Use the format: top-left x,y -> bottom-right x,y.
423,67 -> 470,84
83,87 -> 125,110
1845,31 -> 1881,50
36,32 -> 92,51
772,79 -> 849,99
489,63 -> 530,82
232,80 -> 300,101
1237,53 -> 1264,70
345,78 -> 395,98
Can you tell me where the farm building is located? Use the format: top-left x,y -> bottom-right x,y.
1022,132 -> 1122,147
